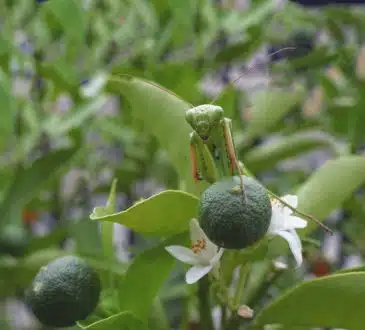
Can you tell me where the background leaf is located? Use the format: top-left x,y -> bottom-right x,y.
118,234 -> 188,320
106,76 -> 195,192
297,156 -> 365,234
91,190 -> 198,236
42,0 -> 86,43
0,144 -> 80,225
254,272 -> 365,329
243,131 -> 340,172
0,69 -> 14,150
245,87 -> 305,139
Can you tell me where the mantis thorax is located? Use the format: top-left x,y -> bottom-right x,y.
185,104 -> 223,140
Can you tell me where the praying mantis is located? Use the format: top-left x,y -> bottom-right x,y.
184,70 -> 332,234
185,104 -> 246,199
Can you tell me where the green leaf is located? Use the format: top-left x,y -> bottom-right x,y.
93,179 -> 117,260
118,234 -> 188,320
92,179 -> 118,218
77,311 -> 148,330
222,0 -> 277,34
43,96 -> 108,137
0,37 -> 11,70
71,219 -> 102,258
26,227 -> 68,254
91,190 -> 198,236
245,87 -> 305,138
214,26 -> 263,64
0,144 -> 80,225
254,272 -> 365,329
149,298 -> 170,330
297,156 -> 365,234
39,60 -> 80,96
0,69 -> 14,150
243,131 -> 340,172
288,47 -> 339,71
43,0 -> 86,42
348,81 -> 365,150
106,76 -> 195,191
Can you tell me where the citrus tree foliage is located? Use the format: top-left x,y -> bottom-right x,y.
1,1 -> 365,330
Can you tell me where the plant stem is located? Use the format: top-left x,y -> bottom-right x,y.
198,277 -> 214,330
233,263 -> 249,309
224,264 -> 249,330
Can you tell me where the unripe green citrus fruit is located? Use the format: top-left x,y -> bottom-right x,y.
25,255 -> 101,328
198,176 -> 271,249
0,225 -> 29,257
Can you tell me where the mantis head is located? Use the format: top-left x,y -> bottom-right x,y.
185,104 -> 224,140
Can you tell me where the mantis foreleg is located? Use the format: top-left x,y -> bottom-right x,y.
221,119 -> 246,201
189,131 -> 217,184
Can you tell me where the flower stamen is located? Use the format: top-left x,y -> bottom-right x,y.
191,239 -> 206,253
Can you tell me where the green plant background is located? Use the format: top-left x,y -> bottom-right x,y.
1,0 -> 365,330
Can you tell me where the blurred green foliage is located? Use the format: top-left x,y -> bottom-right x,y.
1,0 -> 365,329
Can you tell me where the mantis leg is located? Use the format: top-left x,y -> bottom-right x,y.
220,119 -> 246,200
189,132 -> 217,184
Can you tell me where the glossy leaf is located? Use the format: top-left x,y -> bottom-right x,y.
118,234 -> 188,320
245,87 -> 305,138
243,131 -> 340,172
91,190 -> 199,236
106,75 -> 195,192
297,156 -> 365,234
77,311 -> 148,330
254,272 -> 365,329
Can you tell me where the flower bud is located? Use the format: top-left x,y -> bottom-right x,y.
237,305 -> 254,319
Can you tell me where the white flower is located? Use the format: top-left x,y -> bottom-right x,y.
267,195 -> 307,266
165,218 -> 224,284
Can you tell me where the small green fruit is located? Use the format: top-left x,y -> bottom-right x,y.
198,176 -> 272,249
0,225 -> 29,257
25,255 -> 101,328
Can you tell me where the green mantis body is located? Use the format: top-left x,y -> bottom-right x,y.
185,103 -> 332,233
185,104 -> 240,183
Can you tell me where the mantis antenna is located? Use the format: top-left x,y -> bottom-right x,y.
209,47 -> 297,105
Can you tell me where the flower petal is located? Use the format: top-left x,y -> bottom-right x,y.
268,205 -> 282,233
282,195 -> 298,208
185,265 -> 212,284
289,215 -> 307,229
210,248 -> 224,266
274,230 -> 303,266
189,218 -> 207,242
189,218 -> 218,260
165,246 -> 200,265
